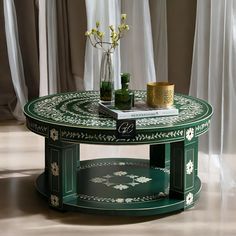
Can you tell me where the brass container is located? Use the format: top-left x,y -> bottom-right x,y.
147,82 -> 174,108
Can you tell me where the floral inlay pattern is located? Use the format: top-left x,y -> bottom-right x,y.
186,192 -> 194,206
78,193 -> 168,204
29,91 -> 209,129
186,128 -> 194,141
186,160 -> 194,175
50,195 -> 59,207
50,128 -> 59,141
77,160 -> 170,204
90,171 -> 152,191
51,162 -> 59,176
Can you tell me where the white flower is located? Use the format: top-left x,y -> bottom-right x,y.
116,198 -> 124,203
50,128 -> 58,141
51,162 -> 59,176
103,175 -> 112,179
113,171 -> 127,176
125,198 -> 133,203
50,195 -> 59,207
104,182 -> 113,187
186,192 -> 194,206
128,182 -> 139,187
113,184 -> 129,190
135,176 -> 152,183
118,162 -> 126,166
158,192 -> 166,198
90,177 -> 106,183
127,174 -> 138,179
186,128 -> 194,141
186,160 -> 194,175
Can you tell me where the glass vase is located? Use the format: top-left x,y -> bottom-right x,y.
100,51 -> 114,103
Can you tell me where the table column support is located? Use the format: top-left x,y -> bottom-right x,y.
45,137 -> 80,210
150,143 -> 170,169
169,133 -> 198,209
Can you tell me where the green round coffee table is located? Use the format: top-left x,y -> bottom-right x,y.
24,91 -> 212,216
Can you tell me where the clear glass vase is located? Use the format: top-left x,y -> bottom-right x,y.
100,51 -> 114,103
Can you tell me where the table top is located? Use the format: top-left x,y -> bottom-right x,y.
24,91 -> 213,145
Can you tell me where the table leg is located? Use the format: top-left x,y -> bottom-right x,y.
169,136 -> 198,209
45,138 -> 80,209
149,143 -> 170,169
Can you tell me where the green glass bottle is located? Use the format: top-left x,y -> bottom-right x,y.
115,73 -> 134,110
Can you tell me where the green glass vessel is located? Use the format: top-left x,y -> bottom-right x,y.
115,73 -> 134,110
100,52 -> 114,103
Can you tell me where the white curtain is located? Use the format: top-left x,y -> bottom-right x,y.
150,0 -> 168,82
190,0 -> 236,191
4,1 -> 167,120
121,0 -> 156,89
38,0 -> 58,96
84,0 -> 121,90
83,0 -> 166,91
3,0 -> 28,122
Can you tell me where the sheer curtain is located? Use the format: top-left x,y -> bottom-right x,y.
121,0 -> 156,89
190,0 -> 236,190
3,1 -> 168,120
38,0 -> 58,96
84,0 -> 121,90
3,0 -> 28,121
84,0 -> 166,91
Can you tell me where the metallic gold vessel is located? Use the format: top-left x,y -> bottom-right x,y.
147,82 -> 174,108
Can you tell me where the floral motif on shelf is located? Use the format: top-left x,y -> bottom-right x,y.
90,170 -> 152,191
78,192 -> 168,204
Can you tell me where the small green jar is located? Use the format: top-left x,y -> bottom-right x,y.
115,73 -> 134,110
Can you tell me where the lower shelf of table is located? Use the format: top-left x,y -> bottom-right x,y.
36,158 -> 201,216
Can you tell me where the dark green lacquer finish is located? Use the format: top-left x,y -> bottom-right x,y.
36,158 -> 202,216
24,91 -> 213,216
45,139 -> 80,209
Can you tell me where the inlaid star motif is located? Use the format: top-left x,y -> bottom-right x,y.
50,194 -> 59,207
50,128 -> 59,141
89,171 -> 152,190
186,160 -> 194,175
186,192 -> 194,206
113,184 -> 129,190
186,128 -> 194,141
51,162 -> 59,176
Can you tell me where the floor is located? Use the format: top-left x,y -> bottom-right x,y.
0,121 -> 236,236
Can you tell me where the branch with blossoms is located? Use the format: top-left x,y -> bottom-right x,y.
85,14 -> 129,53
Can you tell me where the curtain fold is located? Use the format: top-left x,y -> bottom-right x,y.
14,0 -> 39,100
190,0 -> 236,154
2,0 -> 168,120
38,0 -> 49,96
121,0 -> 156,89
66,0 -> 87,91
56,0 -> 74,92
84,0 -> 121,91
3,0 -> 28,121
190,0 -> 236,194
150,0 -> 168,82
39,0 -> 59,96
0,0 -> 15,120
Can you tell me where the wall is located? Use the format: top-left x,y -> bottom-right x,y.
167,0 -> 197,94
